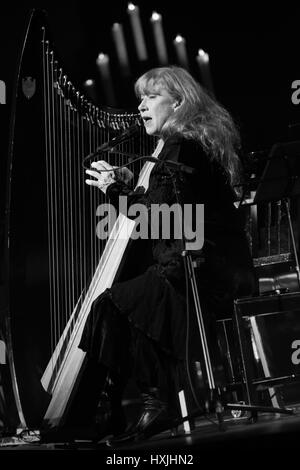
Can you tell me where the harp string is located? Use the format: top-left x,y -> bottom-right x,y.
42,33 -> 153,383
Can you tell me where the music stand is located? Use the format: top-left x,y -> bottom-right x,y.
254,140 -> 300,289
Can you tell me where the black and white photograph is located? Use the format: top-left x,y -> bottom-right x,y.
1,0 -> 300,463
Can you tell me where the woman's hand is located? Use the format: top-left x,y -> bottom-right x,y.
85,160 -> 116,194
85,160 -> 134,193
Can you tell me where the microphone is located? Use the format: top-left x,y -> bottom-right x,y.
99,122 -> 141,154
145,156 -> 196,175
83,123 -> 141,166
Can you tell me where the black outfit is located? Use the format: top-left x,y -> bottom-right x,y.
78,135 -> 256,439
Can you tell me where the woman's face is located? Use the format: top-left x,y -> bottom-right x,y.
138,86 -> 177,137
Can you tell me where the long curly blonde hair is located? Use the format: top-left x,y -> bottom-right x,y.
135,66 -> 242,191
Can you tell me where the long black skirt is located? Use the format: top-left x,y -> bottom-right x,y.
79,265 -> 193,370
78,258 -> 248,383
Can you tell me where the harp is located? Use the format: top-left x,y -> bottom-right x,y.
4,9 -> 155,429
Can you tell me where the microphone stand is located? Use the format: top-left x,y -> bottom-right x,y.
181,249 -> 226,430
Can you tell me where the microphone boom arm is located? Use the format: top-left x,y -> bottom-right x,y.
82,122 -> 141,168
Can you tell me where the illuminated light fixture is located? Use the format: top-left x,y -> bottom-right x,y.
112,23 -> 130,76
196,48 -> 215,96
173,35 -> 189,69
127,3 -> 148,61
150,11 -> 168,65
96,53 -> 116,105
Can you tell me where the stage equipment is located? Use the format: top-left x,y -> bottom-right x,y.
175,141 -> 300,430
233,292 -> 300,410
159,162 -> 293,436
253,141 -> 300,289
229,140 -> 300,413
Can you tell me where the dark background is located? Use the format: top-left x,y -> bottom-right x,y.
1,0 -> 300,264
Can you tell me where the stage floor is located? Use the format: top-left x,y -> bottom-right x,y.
1,404 -> 300,463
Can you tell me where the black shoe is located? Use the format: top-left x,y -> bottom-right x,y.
106,389 -> 177,447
